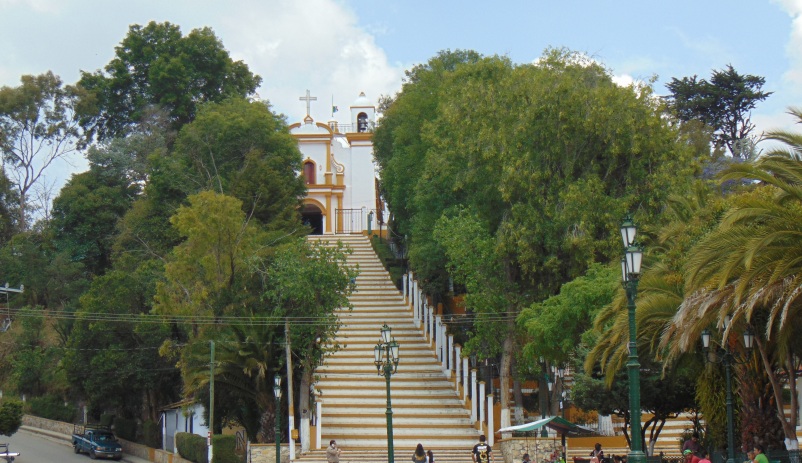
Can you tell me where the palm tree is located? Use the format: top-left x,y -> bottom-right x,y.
665,107 -> 802,451
181,320 -> 283,443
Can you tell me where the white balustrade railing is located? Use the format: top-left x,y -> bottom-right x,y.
316,399 -> 322,449
487,394 -> 494,445
471,369 -> 478,422
403,272 -> 497,432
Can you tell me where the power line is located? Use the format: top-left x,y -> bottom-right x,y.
3,307 -> 519,325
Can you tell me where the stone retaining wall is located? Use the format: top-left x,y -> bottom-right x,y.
22,414 -> 74,435
119,439 -> 193,463
249,443 -> 298,463
500,437 -> 562,463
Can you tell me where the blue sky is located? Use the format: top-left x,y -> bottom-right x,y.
1,0 -> 801,190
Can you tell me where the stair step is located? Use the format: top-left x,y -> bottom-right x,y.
309,235 -> 479,452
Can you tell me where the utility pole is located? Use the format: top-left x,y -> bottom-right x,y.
209,341 -> 215,463
285,320 -> 295,461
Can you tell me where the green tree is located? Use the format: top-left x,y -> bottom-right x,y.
8,307 -> 67,397
665,65 -> 771,159
387,48 -> 706,429
63,263 -> 180,420
258,239 -> 356,441
166,197 -> 354,441
374,49 -> 482,246
0,72 -> 83,229
154,190 -> 266,324
78,21 -> 261,141
572,359 -> 696,454
0,231 -> 87,315
519,263 -> 618,365
0,401 -> 23,436
0,169 -> 17,242
170,98 -> 306,230
50,165 -> 139,276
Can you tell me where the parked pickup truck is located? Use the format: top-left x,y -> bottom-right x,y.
72,424 -> 122,460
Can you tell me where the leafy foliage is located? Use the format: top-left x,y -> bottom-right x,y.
665,65 -> 771,159
0,401 -> 23,437
378,47 -> 708,427
113,416 -> 137,441
51,165 -> 139,276
0,72 -> 83,229
211,434 -> 240,463
176,431 -> 209,463
573,358 -> 696,453
78,21 -> 261,141
27,394 -> 75,422
520,263 -> 618,364
662,108 -> 802,447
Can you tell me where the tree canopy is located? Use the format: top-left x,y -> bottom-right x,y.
375,47 -> 708,430
78,21 -> 261,141
665,65 -> 771,159
0,71 -> 83,229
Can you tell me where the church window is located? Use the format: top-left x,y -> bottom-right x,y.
303,161 -> 316,184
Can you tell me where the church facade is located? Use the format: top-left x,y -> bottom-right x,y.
289,91 -> 384,235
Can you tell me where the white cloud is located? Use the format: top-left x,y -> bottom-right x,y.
772,0 -> 802,95
0,0 -> 61,13
611,74 -> 634,87
215,0 -> 404,123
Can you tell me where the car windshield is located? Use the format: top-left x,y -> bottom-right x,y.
96,434 -> 114,442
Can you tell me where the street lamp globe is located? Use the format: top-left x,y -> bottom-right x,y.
743,327 -> 755,351
274,374 -> 282,399
701,329 -> 711,350
620,216 -> 637,247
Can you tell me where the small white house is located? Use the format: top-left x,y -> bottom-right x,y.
160,400 -> 209,453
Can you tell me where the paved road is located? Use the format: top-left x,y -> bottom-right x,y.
3,428 -> 90,462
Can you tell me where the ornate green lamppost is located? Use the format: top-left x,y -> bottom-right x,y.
701,317 -> 754,463
620,216 -> 646,463
374,324 -> 399,463
274,374 -> 282,463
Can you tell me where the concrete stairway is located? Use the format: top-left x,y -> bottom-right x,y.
306,235 -> 480,455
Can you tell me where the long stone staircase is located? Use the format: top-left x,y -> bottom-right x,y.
304,235 -> 480,462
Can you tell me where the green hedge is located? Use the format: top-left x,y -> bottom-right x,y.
176,432 -> 241,463
212,434 -> 240,463
370,236 -> 405,289
114,416 -> 137,441
177,432 -> 208,463
27,395 -> 75,423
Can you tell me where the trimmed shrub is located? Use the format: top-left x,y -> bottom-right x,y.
114,416 -> 137,441
177,432 -> 208,463
27,395 -> 75,422
142,420 -> 161,449
212,434 -> 240,463
0,400 -> 23,436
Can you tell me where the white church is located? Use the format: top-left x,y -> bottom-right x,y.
289,90 -> 385,235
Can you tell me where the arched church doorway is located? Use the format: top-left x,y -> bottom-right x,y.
302,203 -> 324,235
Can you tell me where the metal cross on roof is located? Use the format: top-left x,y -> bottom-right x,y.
299,89 -> 317,116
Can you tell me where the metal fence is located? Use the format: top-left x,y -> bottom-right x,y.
335,209 -> 364,234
